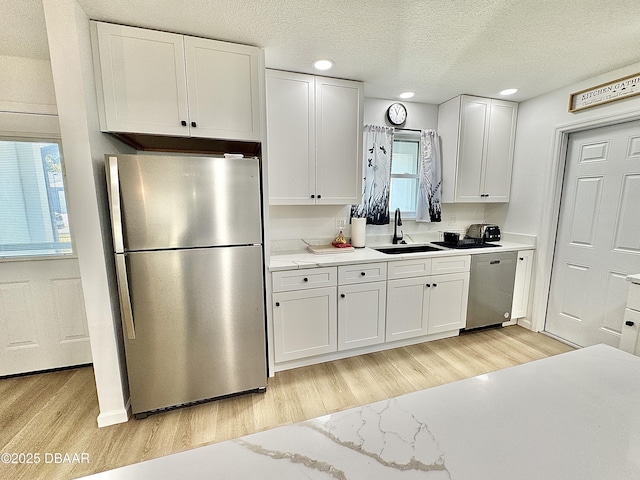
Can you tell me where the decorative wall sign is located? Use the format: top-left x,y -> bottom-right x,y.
569,72 -> 640,112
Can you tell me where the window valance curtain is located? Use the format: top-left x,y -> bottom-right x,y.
415,129 -> 442,223
351,125 -> 394,225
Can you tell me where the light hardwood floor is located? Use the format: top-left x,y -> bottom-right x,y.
0,326 -> 574,480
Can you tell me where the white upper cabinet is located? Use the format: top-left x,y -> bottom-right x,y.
266,69 -> 364,205
91,21 -> 261,142
438,95 -> 518,203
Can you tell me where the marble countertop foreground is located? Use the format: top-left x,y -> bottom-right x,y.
79,344 -> 640,480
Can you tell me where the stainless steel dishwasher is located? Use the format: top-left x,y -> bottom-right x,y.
466,251 -> 517,330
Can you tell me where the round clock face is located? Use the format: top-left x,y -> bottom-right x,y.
387,103 -> 407,125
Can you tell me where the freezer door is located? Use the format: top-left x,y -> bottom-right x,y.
113,154 -> 262,251
122,246 -> 267,414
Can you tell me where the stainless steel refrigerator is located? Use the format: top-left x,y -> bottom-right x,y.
106,153 -> 267,418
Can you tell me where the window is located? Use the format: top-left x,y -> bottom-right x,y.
0,139 -> 73,258
390,132 -> 420,216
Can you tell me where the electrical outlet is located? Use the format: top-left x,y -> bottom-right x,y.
449,215 -> 457,226
336,217 -> 347,229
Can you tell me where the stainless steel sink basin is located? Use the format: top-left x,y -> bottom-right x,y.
374,244 -> 446,255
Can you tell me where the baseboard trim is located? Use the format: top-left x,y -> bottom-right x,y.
97,398 -> 131,427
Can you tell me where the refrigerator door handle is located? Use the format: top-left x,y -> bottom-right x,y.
115,254 -> 136,340
106,155 -> 125,253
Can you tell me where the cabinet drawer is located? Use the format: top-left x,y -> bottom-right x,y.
431,255 -> 471,274
338,262 -> 387,285
272,267 -> 337,292
628,283 -> 640,312
387,258 -> 431,280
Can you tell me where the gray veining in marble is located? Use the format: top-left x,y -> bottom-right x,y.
78,344 -> 640,480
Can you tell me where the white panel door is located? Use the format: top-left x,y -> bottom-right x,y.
0,258 -> 91,376
546,120 -> 640,347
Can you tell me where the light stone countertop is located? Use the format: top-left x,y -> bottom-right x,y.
269,239 -> 535,271
78,344 -> 640,480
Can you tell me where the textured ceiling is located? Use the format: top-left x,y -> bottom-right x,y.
3,0 -> 640,104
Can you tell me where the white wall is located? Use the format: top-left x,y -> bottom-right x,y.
0,55 -> 57,115
489,60 -> 640,331
42,0 -> 133,427
270,97 -> 489,247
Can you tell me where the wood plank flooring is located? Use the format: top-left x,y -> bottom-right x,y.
0,326 -> 574,480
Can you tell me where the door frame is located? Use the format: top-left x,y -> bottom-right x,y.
532,110 -> 640,334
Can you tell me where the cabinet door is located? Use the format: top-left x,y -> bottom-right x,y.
265,70 -> 315,204
427,272 -> 470,334
185,37 -> 261,141
93,22 -> 189,136
483,100 -> 518,202
272,287 -> 337,362
456,96 -> 490,202
386,277 -> 429,342
315,77 -> 364,205
338,282 -> 386,350
511,250 -> 534,319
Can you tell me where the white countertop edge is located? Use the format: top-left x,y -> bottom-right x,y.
269,241 -> 535,271
626,273 -> 640,284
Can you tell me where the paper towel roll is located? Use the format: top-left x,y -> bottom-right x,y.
351,218 -> 366,248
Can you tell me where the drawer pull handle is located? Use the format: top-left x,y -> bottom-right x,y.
303,277 -> 309,282
340,293 -> 346,298
626,320 -> 635,327
361,272 -> 366,276
433,283 -> 438,287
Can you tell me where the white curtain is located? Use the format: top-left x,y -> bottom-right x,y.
415,129 -> 442,222
351,125 -> 394,224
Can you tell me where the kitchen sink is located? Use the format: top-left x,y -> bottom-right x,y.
374,244 -> 446,255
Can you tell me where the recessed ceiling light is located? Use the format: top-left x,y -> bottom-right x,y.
313,59 -> 334,71
399,91 -> 415,99
500,88 -> 518,96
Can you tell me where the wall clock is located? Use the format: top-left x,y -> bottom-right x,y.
387,102 -> 407,126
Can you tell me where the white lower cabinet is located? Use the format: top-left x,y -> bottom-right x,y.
427,273 -> 470,334
338,281 -> 386,350
511,250 -> 534,319
272,287 -> 337,363
386,272 -> 469,342
271,256 -> 471,369
386,276 -> 430,342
